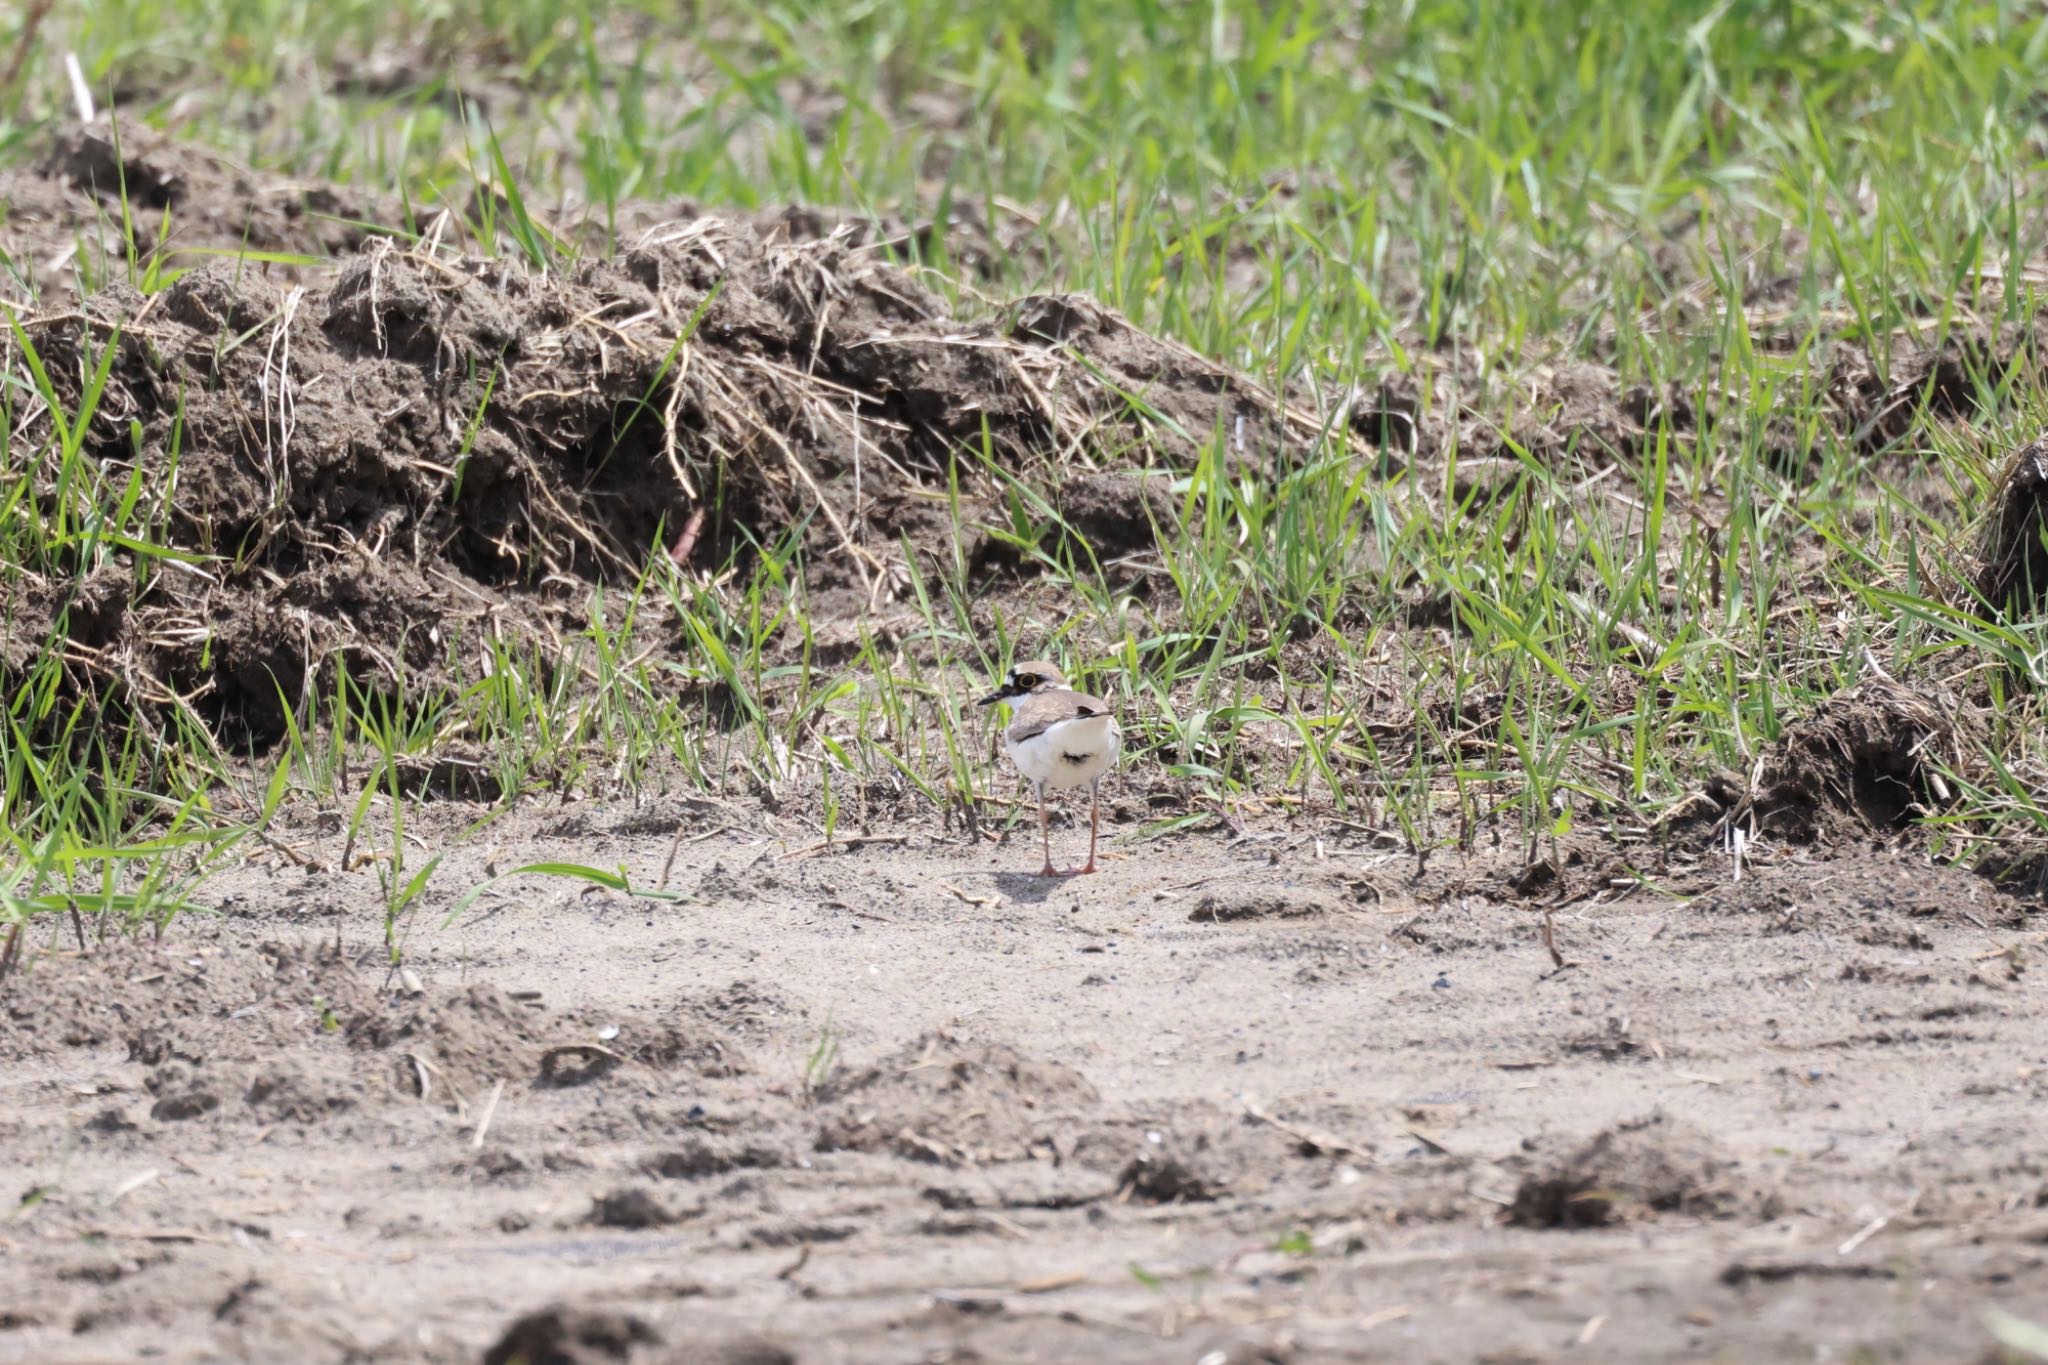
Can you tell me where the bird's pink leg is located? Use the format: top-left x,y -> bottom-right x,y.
1037,786 -> 1057,877
1078,778 -> 1101,874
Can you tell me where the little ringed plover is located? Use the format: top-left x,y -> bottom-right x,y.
978,660 -> 1122,877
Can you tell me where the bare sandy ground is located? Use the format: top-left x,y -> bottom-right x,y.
5,795 -> 2045,1364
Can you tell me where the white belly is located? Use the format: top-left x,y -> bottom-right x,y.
1008,714 -> 1121,791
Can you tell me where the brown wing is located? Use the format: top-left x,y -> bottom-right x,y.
1006,691 -> 1112,746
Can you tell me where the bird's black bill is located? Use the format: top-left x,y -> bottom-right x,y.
976,689 -> 1011,707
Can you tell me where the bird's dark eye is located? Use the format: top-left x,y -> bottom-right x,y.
1014,673 -> 1037,687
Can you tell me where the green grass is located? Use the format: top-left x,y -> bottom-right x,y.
5,0 -> 2048,960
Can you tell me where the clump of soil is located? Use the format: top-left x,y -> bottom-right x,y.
346,983 -> 735,1103
1975,437 -> 2048,618
1114,1150 -> 1228,1204
1188,880 -> 1341,922
644,1137 -> 788,1180
679,979 -> 801,1039
1741,678 -> 1969,843
0,121 -> 399,300
242,1057 -> 359,1124
1688,860 -> 2021,939
1442,321 -> 2042,485
482,1306 -> 662,1365
814,1032 -> 1100,1164
2,935 -> 746,1134
1050,470 -> 1177,557
1834,324 -> 2039,452
1006,292 -> 1323,463
1485,361 -> 1647,465
589,1187 -> 691,1230
1508,1112 -> 1755,1228
481,1304 -> 795,1365
0,938 -> 357,1061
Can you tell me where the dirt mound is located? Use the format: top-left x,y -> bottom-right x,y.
1111,1149 -> 1229,1203
0,120 -> 400,300
1833,324 -> 2039,453
644,1136 -> 789,1180
1687,860 -> 2021,940
347,982 -> 738,1104
1188,879 -> 1343,922
482,1306 -> 661,1365
481,1306 -> 794,1365
1739,678 -> 1970,843
3,127 -> 1332,747
1976,437 -> 2048,617
1064,1100 -> 1312,1205
1508,1112 -> 1760,1228
1484,361 -> 1646,464
679,979 -> 801,1039
0,937 -> 358,1061
3,936 -> 744,1131
813,1031 -> 1100,1164
1049,469 -> 1177,558
1428,321 -> 2044,485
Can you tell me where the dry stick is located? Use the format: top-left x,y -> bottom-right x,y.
1241,1096 -> 1372,1163
1541,905 -> 1568,969
249,826 -> 323,871
779,833 -> 911,861
657,823 -> 688,890
260,287 -> 307,524
660,345 -> 698,500
62,50 -> 92,122
668,506 -> 705,568
0,922 -> 22,991
0,0 -> 55,95
470,1079 -> 506,1149
1837,1212 -> 1890,1257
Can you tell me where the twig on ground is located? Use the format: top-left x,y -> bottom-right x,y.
1241,1095 -> 1372,1163
1541,905 -> 1569,970
779,833 -> 911,861
470,1079 -> 506,1148
0,0 -> 55,95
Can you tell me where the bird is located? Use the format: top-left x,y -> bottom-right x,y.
978,659 -> 1122,877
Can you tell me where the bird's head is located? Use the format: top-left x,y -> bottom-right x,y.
977,660 -> 1068,707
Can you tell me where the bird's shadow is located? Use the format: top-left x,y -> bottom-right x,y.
992,871 -> 1074,904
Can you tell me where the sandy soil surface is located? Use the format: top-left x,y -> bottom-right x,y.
5,797 -> 2046,1364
